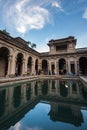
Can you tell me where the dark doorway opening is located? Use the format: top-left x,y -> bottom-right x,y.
52,64 -> 55,75
59,59 -> 66,75
79,57 -> 87,75
0,47 -> 9,77
42,60 -> 48,75
70,63 -> 75,74
16,53 -> 23,76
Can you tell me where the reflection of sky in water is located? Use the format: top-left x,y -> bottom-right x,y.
9,103 -> 87,130
0,79 -> 87,130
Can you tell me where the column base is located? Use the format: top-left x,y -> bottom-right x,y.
9,74 -> 15,78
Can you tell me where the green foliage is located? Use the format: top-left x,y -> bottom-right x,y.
2,29 -> 10,35
27,41 -> 36,49
31,43 -> 36,48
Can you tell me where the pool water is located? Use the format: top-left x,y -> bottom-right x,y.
0,79 -> 87,130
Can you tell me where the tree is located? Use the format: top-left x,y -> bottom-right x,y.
27,41 -> 36,49
2,29 -> 10,35
31,43 -> 36,49
27,41 -> 31,46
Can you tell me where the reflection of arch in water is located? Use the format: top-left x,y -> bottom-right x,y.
59,81 -> 68,97
26,83 -> 31,100
35,82 -> 38,96
0,47 -> 9,77
0,90 -> 6,117
13,86 -> 21,108
42,80 -> 48,95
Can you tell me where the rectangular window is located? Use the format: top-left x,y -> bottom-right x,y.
56,44 -> 67,51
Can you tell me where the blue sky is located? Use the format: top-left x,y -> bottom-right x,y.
0,0 -> 87,52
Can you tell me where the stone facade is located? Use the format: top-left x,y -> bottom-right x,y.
0,30 -> 87,77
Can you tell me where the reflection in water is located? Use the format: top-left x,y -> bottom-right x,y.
34,81 -> 38,96
48,103 -> 83,127
0,90 -> 6,117
0,79 -> 87,130
42,80 -> 48,95
13,86 -> 21,108
26,83 -> 31,100
60,81 -> 68,97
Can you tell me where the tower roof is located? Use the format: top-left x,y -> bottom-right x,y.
48,36 -> 76,46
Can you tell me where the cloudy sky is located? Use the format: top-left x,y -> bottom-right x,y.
0,0 -> 87,52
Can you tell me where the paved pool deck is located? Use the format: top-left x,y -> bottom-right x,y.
0,75 -> 87,86
80,76 -> 87,84
0,75 -> 60,86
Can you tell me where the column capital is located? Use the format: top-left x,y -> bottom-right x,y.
8,55 -> 12,61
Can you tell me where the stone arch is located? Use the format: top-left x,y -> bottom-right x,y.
27,56 -> 32,75
16,53 -> 23,76
79,57 -> 87,75
0,47 -> 10,77
59,58 -> 66,75
35,59 -> 38,75
42,59 -> 48,75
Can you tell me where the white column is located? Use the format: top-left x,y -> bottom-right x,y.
22,58 -> 25,76
57,60 -> 59,75
10,54 -> 16,76
55,60 -> 59,75
66,60 -> 68,75
75,59 -> 78,75
24,55 -> 28,76
77,59 -> 79,75
67,59 -> 71,74
7,55 -> 12,76
31,58 -> 35,75
38,59 -> 42,72
49,61 -> 52,75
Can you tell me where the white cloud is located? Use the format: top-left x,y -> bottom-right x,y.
4,0 -> 52,34
9,122 -> 21,130
52,1 -> 64,12
0,0 -> 64,34
76,32 -> 87,48
36,44 -> 49,52
9,122 -> 43,130
1,0 -> 64,34
83,8 -> 87,19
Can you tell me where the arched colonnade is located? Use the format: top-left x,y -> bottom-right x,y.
0,46 -> 87,77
